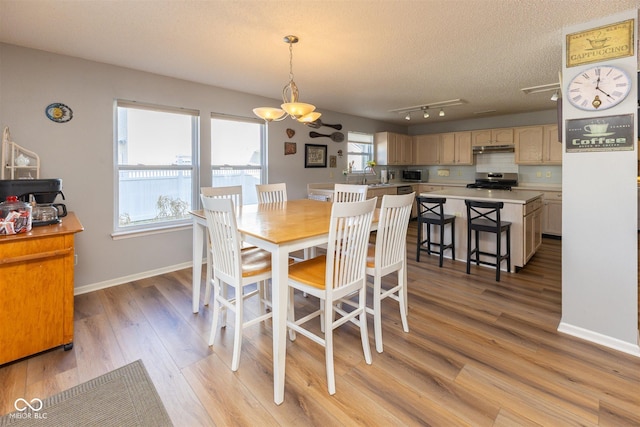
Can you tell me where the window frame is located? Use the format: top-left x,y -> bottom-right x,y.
347,131 -> 374,172
209,114 -> 266,207
113,100 -> 200,236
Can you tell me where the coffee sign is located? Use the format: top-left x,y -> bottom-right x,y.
565,114 -> 634,153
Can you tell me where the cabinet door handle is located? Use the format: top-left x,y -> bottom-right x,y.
0,247 -> 73,266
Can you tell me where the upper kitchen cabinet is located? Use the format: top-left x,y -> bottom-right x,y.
514,125 -> 562,165
542,125 -> 562,164
471,128 -> 514,146
413,134 -> 440,165
440,132 -> 473,165
375,132 -> 413,165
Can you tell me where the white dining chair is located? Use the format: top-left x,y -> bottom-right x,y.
334,183 -> 368,202
199,186 -> 244,309
286,197 -> 376,395
365,192 -> 414,353
256,183 -> 287,203
200,195 -> 273,372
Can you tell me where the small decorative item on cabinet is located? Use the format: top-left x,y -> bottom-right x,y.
2,126 -> 41,179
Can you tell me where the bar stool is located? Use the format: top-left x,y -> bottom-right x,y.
464,200 -> 511,282
416,196 -> 455,267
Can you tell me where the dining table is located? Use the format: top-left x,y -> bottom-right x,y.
190,198 -> 379,405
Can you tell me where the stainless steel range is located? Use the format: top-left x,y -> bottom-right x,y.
466,172 -> 518,190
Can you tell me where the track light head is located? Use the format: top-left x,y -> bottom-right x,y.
439,108 -> 445,117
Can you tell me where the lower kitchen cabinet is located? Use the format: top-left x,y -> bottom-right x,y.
542,191 -> 562,236
0,213 -> 83,365
523,198 -> 543,263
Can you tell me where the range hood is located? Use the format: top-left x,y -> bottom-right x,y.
473,144 -> 515,154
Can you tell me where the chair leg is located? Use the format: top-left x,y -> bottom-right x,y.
474,230 -> 480,265
496,229 -> 501,282
416,221 -> 422,262
221,283 -> 229,327
373,275 -> 384,353
208,277 -> 222,346
426,223 -> 432,255
438,224 -> 444,267
231,286 -> 244,371
358,285 -> 372,365
466,226 -> 472,274
288,287 -> 296,341
324,300 -> 336,395
508,229 -> 512,271
204,249 -> 212,306
450,220 -> 455,262
398,267 -> 409,333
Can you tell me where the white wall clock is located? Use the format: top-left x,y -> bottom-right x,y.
566,65 -> 631,111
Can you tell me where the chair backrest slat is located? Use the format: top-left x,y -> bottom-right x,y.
325,198 -> 377,293
375,193 -> 414,269
256,183 -> 288,203
201,185 -> 243,208
465,200 -> 504,226
334,184 -> 368,203
200,196 -> 242,283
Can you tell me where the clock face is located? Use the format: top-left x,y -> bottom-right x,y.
567,65 -> 631,111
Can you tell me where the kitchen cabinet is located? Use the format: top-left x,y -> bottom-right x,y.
523,198 -> 543,263
514,126 -> 545,164
375,132 -> 413,165
367,186 -> 397,208
542,125 -> 563,164
542,191 -> 562,236
0,213 -> 83,365
440,132 -> 472,165
515,125 -> 562,165
471,128 -> 514,147
413,134 -> 440,165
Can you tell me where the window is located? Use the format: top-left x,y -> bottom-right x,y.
211,115 -> 265,205
115,101 -> 198,232
347,131 -> 374,171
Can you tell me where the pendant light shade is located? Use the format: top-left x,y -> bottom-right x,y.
254,35 -> 321,123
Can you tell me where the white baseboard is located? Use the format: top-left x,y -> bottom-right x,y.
74,261 -> 194,296
558,322 -> 640,357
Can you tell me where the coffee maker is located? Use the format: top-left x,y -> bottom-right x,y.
0,179 -> 67,226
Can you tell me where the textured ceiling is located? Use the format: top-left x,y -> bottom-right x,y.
1,0 -> 639,125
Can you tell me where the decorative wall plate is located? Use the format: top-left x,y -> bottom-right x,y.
46,103 -> 73,123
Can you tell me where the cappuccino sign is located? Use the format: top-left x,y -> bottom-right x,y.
565,114 -> 634,153
566,19 -> 634,67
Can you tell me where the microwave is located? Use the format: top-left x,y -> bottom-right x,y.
402,170 -> 426,182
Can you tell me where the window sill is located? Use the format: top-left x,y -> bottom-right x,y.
111,222 -> 191,240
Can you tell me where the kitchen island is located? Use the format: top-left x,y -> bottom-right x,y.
421,187 -> 543,272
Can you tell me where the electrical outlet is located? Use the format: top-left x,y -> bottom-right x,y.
457,170 -> 462,176
74,254 -> 78,265
546,171 -> 552,178
536,171 -> 542,178
329,171 -> 334,178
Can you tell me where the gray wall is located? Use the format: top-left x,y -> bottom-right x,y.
0,43 -> 401,290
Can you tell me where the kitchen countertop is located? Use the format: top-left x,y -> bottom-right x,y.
423,187 -> 543,204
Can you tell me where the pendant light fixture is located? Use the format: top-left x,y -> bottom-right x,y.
253,35 -> 320,123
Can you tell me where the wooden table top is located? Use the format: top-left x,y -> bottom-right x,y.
191,199 -> 379,245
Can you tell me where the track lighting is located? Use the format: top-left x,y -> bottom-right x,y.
389,99 -> 466,121
550,90 -> 559,101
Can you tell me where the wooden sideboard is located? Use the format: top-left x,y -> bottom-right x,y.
0,212 -> 83,365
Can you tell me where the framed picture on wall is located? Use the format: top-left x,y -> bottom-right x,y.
565,114 -> 634,152
305,144 -> 327,168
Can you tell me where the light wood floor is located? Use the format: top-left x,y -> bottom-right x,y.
1,223 -> 639,426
